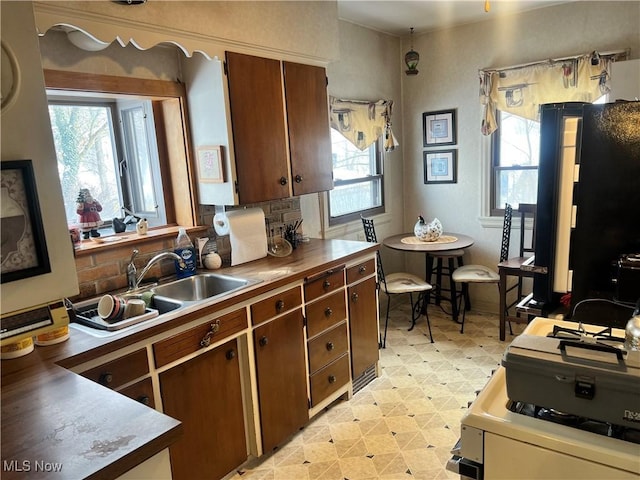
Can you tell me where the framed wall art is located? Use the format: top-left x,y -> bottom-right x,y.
424,150 -> 457,184
1,160 -> 51,283
423,109 -> 457,146
196,145 -> 224,183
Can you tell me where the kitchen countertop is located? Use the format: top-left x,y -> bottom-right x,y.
1,238 -> 378,479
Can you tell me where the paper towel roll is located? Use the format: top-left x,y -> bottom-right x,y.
227,208 -> 268,266
213,213 -> 230,236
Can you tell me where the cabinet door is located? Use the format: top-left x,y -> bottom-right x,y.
226,52 -> 289,203
159,338 -> 246,480
254,309 -> 308,453
348,276 -> 379,378
283,61 -> 333,196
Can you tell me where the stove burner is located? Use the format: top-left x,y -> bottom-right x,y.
508,401 -> 640,445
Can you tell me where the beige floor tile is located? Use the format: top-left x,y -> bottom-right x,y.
233,305 -> 511,480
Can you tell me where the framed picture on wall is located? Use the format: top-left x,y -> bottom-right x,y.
196,145 -> 224,183
424,149 -> 457,184
423,109 -> 457,146
1,160 -> 51,283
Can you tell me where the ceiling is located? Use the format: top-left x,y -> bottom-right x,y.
336,0 -> 572,36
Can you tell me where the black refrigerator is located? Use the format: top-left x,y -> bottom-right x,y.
532,101 -> 640,326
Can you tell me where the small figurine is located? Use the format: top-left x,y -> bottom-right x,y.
76,188 -> 103,239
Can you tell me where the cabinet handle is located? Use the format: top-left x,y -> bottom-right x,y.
199,320 -> 221,348
275,300 -> 285,312
328,375 -> 336,384
137,395 -> 150,406
259,336 -> 269,347
324,307 -> 333,317
323,279 -> 331,290
326,341 -> 334,351
99,372 -> 113,386
226,349 -> 236,360
279,176 -> 288,186
359,265 -> 367,274
351,292 -> 359,303
294,174 -> 303,183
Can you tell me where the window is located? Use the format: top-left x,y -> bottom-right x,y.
48,96 -> 166,229
490,111 -> 540,214
328,128 -> 384,225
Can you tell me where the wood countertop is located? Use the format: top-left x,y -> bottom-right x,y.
1,238 -> 378,479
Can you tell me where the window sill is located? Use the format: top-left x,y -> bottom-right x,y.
73,225 -> 209,257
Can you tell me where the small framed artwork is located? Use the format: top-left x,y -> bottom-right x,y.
1,160 -> 51,283
196,145 -> 224,183
424,150 -> 457,184
423,109 -> 457,146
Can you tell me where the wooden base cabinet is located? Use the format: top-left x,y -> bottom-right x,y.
159,338 -> 246,480
347,271 -> 379,379
253,309 -> 308,453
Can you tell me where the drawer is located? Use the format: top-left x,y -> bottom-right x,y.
304,268 -> 345,303
309,353 -> 350,407
118,377 -> 155,409
306,290 -> 347,338
347,258 -> 376,285
308,321 -> 348,374
251,286 -> 302,326
80,348 -> 149,389
154,308 -> 247,368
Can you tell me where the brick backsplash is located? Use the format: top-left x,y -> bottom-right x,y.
72,199 -> 302,301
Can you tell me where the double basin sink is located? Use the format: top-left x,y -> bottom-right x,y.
73,273 -> 259,334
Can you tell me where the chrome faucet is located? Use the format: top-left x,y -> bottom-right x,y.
127,249 -> 139,290
128,250 -> 186,291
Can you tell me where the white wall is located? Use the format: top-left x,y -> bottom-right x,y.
400,1 -> 640,313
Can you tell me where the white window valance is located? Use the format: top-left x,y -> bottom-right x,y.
479,50 -> 627,135
329,97 -> 398,152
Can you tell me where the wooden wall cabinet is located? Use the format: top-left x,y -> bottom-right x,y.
225,52 -> 333,204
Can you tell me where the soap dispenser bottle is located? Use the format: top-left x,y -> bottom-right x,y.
174,228 -> 196,279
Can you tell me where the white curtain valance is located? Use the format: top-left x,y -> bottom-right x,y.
479,50 -> 627,135
329,97 -> 398,152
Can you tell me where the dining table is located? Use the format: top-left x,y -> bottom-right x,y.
382,232 -> 475,324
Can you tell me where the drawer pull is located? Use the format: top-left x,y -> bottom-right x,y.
275,300 -> 285,312
328,375 -> 336,384
137,395 -> 150,406
324,307 -> 333,317
323,280 -> 331,290
294,174 -> 303,183
326,341 -> 334,351
259,336 -> 269,347
351,292 -> 359,303
359,265 -> 367,274
199,320 -> 221,348
99,372 -> 113,386
226,349 -> 236,360
279,176 -> 288,186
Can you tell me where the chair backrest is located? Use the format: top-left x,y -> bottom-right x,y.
516,203 -> 537,257
499,203 -> 513,262
361,216 -> 387,291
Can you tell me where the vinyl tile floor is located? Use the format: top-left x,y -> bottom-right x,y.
230,300 -> 526,480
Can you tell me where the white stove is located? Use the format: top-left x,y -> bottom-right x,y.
448,318 -> 640,480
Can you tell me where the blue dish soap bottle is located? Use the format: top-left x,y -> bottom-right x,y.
174,228 -> 196,279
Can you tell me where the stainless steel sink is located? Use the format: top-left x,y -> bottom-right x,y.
151,273 -> 258,303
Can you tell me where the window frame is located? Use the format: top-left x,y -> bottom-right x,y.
327,132 -> 385,226
43,69 -> 197,229
490,111 -> 540,217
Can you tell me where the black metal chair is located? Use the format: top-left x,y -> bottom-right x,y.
452,204 -> 514,333
361,216 -> 434,347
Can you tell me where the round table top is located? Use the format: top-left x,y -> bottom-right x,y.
382,232 -> 474,252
